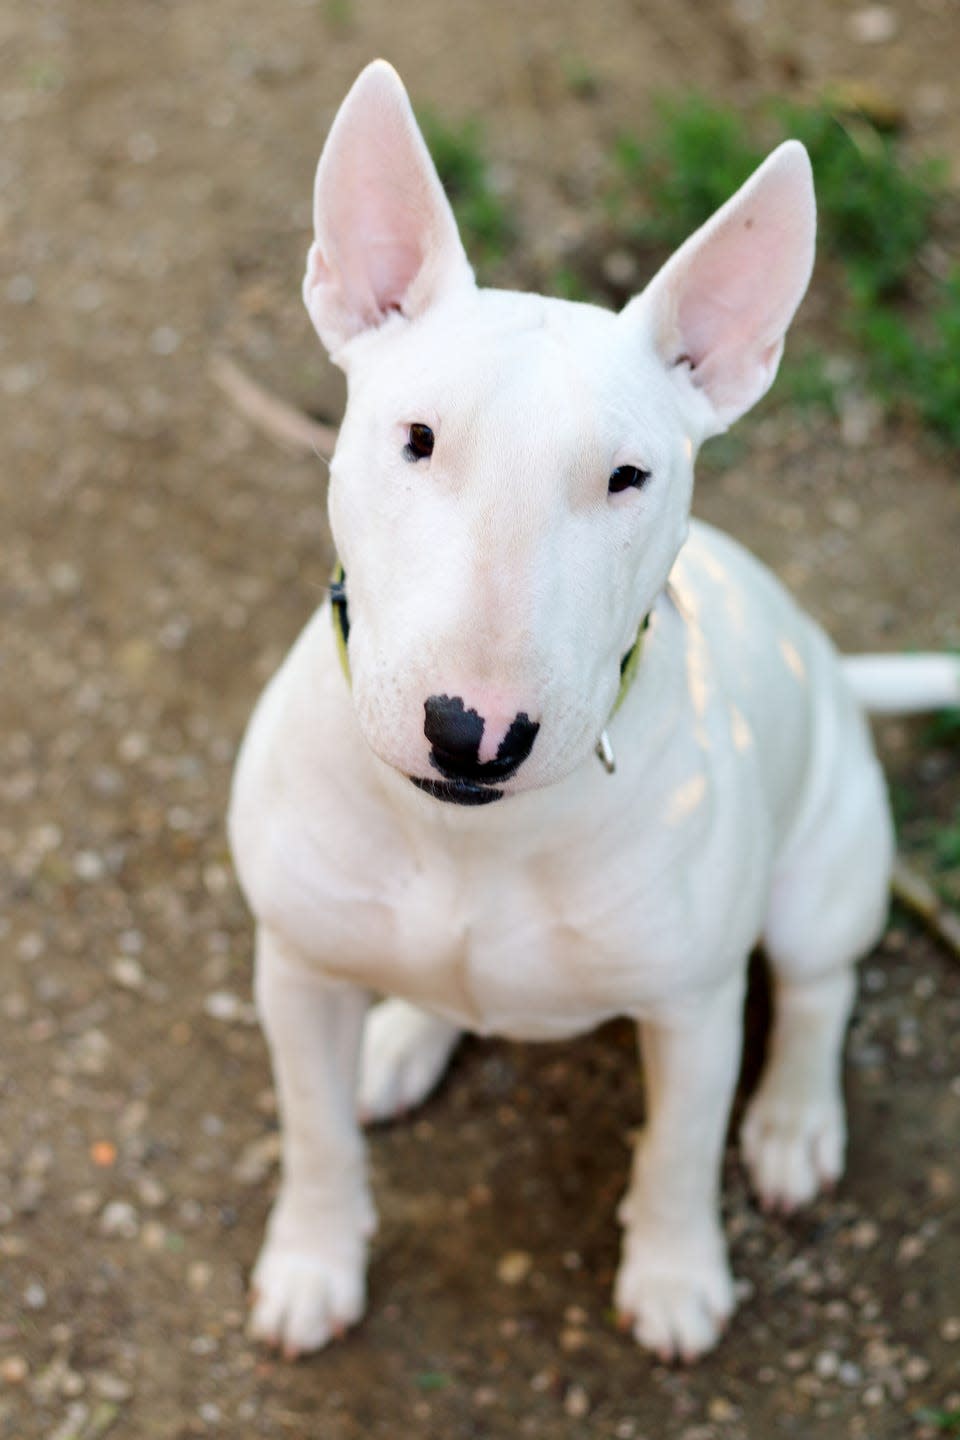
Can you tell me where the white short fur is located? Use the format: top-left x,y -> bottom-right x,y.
229,61 -> 958,1363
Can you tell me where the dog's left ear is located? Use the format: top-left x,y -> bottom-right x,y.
303,60 -> 475,359
625,141 -> 816,434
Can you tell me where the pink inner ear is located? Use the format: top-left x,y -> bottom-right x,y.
675,209 -> 797,374
337,167 -> 429,321
305,63 -> 473,353
647,142 -> 816,427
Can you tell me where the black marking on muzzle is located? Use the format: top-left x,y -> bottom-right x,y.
424,695 -> 539,785
410,775 -> 504,806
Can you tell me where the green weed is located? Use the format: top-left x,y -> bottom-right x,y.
857,269 -> 960,445
608,95 -> 957,446
610,94 -> 940,290
548,266 -> 594,303
417,93 -> 958,446
561,55 -> 600,101
419,111 -> 512,269
934,810 -> 960,871
323,0 -> 353,26
917,1407 -> 960,1435
778,350 -> 840,416
610,99 -> 760,247
781,104 -> 939,297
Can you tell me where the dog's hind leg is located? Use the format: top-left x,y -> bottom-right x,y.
743,704 -> 894,1213
359,999 -> 462,1124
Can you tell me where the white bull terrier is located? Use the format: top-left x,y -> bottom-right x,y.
229,60 -> 959,1362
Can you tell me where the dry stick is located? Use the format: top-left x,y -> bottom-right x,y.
892,856 -> 960,960
209,354 -> 338,459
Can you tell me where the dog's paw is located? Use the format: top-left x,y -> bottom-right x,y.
740,1090 -> 845,1213
358,1000 -> 460,1125
614,1235 -> 734,1362
249,1238 -> 366,1358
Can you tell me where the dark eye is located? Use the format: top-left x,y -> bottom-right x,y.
403,423 -> 435,461
608,464 -> 650,495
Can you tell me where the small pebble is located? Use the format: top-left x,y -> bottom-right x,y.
187,1261 -> 213,1293
141,1221 -> 167,1252
904,1355 -> 931,1382
707,1396 -> 738,1421
150,325 -> 181,356
203,990 -> 255,1025
111,957 -> 146,991
564,1383 -> 590,1418
559,1326 -> 588,1353
849,1219 -> 879,1250
497,1251 -> 532,1286
99,1201 -> 139,1239
60,1369 -> 86,1398
6,274 -> 35,304
233,1133 -> 280,1186
137,1176 -> 168,1208
848,4 -> 898,43
0,1355 -> 28,1384
73,849 -> 106,881
897,1234 -> 925,1264
92,1372 -> 133,1402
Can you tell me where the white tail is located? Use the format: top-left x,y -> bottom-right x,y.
843,654 -> 960,715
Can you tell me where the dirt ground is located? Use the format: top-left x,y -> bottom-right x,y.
3,1 -> 960,1437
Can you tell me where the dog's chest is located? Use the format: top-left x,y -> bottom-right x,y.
291,778 -> 764,1039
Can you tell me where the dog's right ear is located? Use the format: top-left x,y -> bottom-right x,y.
303,61 -> 475,359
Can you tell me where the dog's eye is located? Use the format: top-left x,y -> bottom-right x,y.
608,465 -> 650,495
404,423 -> 435,461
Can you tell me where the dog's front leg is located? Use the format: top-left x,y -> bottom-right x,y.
248,926 -> 374,1357
615,972 -> 744,1362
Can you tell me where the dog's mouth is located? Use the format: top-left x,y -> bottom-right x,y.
408,775 -> 505,806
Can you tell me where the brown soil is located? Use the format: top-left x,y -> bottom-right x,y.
2,2 -> 960,1437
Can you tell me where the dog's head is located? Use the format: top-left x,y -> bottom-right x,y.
304,61 -> 815,805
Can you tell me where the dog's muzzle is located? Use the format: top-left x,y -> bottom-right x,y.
409,694 -> 541,805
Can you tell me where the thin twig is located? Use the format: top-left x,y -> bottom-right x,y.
209,354 -> 338,459
891,856 -> 960,960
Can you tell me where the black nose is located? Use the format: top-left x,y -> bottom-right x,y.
424,695 -> 539,785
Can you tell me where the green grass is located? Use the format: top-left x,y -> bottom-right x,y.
417,91 -> 959,448
926,691 -> 960,745
782,103 -> 940,298
561,55 -> 601,101
609,98 -> 762,247
608,95 -> 958,447
778,349 -> 841,417
861,267 -> 960,446
418,110 -> 512,269
934,810 -> 960,871
917,1408 -> 960,1435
